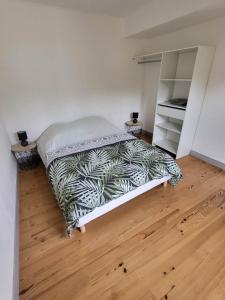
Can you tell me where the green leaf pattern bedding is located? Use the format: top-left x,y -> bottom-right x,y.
47,133 -> 182,233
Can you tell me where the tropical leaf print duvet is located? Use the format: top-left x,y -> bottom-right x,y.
47,134 -> 182,232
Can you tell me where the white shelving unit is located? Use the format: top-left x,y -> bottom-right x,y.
135,46 -> 215,159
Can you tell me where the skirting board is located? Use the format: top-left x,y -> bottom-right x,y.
191,151 -> 225,171
142,129 -> 152,138
13,167 -> 19,300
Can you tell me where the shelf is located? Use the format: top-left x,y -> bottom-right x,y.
154,139 -> 178,155
160,78 -> 192,82
157,105 -> 186,120
156,121 -> 182,134
158,103 -> 186,111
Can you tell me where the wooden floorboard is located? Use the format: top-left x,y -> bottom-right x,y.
19,156 -> 225,300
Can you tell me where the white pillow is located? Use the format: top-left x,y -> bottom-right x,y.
37,116 -> 123,166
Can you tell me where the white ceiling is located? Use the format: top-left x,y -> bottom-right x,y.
28,0 -> 152,17
126,0 -> 225,38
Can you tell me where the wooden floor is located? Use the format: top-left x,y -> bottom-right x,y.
19,156 -> 225,300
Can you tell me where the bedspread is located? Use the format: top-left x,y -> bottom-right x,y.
48,134 -> 182,231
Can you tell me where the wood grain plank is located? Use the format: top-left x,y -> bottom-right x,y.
19,156 -> 225,300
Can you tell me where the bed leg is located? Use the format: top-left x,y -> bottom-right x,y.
80,225 -> 86,233
66,228 -> 73,239
163,181 -> 168,188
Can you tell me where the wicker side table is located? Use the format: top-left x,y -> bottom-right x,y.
125,121 -> 143,138
11,142 -> 40,170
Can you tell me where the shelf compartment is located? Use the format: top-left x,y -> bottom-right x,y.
156,121 -> 182,134
157,80 -> 191,109
154,139 -> 178,155
160,48 -> 197,80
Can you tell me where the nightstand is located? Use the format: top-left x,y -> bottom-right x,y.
125,120 -> 143,138
11,142 -> 40,170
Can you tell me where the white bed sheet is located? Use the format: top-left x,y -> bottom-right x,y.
37,116 -> 123,167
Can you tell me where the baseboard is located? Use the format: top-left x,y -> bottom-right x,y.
191,150 -> 225,171
142,129 -> 152,138
13,166 -> 19,300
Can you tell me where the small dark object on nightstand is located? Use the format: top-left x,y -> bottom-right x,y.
17,131 -> 28,147
132,112 -> 139,124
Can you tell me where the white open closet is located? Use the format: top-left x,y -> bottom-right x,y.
135,46 -> 215,159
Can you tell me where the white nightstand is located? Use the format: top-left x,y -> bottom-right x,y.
125,121 -> 143,137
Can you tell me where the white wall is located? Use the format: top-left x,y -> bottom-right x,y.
0,118 -> 18,300
139,16 -> 225,164
0,0 -> 151,143
141,62 -> 160,133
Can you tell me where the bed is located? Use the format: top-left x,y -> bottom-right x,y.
37,116 -> 182,237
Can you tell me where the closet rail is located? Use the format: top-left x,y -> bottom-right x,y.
137,59 -> 161,64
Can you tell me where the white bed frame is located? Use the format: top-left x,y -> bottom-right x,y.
74,175 -> 170,235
